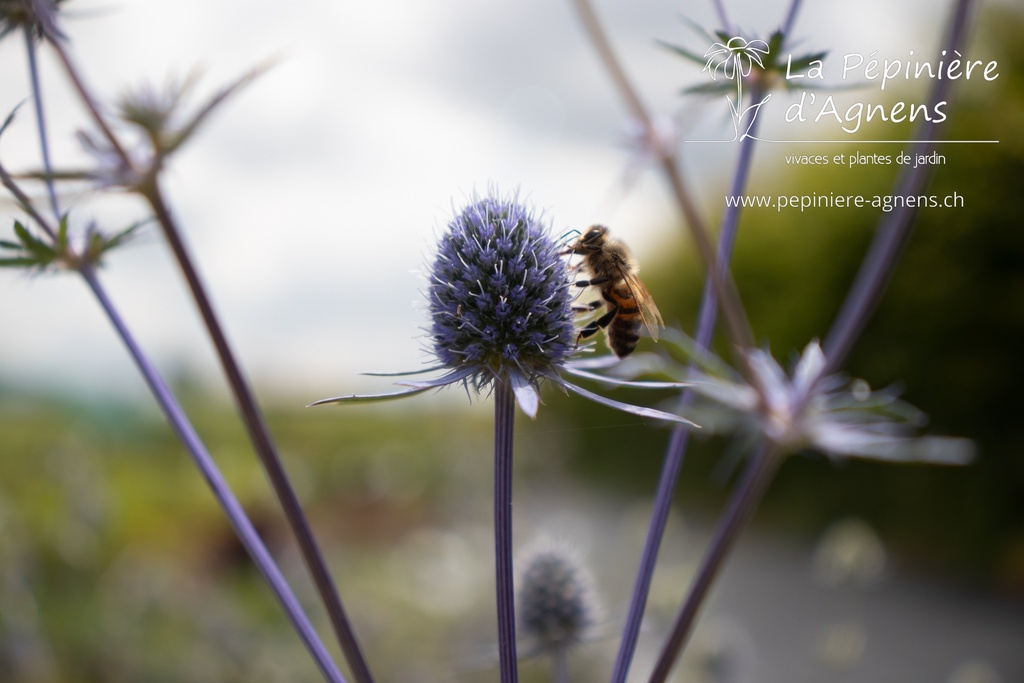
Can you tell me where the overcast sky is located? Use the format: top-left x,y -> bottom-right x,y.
0,0 -> 959,404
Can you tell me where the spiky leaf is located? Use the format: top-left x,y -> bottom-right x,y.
12,221 -> 53,259
0,257 -> 41,268
658,40 -> 708,67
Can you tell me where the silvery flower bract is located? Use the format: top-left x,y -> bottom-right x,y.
684,340 -> 974,464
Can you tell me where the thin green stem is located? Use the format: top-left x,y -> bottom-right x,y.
494,381 -> 519,683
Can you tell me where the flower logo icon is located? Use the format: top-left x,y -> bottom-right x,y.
702,37 -> 770,105
700,36 -> 772,141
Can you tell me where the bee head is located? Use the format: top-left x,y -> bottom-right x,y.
561,225 -> 609,256
582,225 -> 608,245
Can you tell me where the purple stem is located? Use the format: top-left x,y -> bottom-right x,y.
646,4 -> 975,682
610,82 -> 766,682
712,0 -> 733,35
821,0 -> 975,375
609,424 -> 692,683
79,265 -> 347,683
145,185 -> 375,683
611,0 -> 806,674
40,17 -> 373,677
22,28 -> 60,220
646,445 -> 778,683
781,0 -> 804,38
494,381 -> 520,683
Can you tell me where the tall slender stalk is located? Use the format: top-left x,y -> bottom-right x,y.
570,2 -> 826,679
646,445 -> 778,683
572,2 -> 795,678
781,0 -> 805,40
609,424 -> 691,683
609,86 -> 767,683
553,648 -> 570,683
12,25 -> 349,683
37,25 -> 375,682
79,264 -> 349,683
144,183 -> 375,683
494,381 -> 520,683
22,28 -> 58,219
640,3 -> 973,682
822,0 -> 975,375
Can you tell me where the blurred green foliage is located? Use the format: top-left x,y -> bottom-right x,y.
0,388 -> 510,682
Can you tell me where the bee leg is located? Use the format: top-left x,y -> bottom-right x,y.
573,275 -> 612,288
575,305 -> 618,343
572,300 -> 603,313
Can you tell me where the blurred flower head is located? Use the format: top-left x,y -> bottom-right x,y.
62,67 -> 266,193
74,129 -> 152,191
516,544 -> 598,656
0,0 -> 65,41
685,340 -> 974,463
115,73 -> 213,158
812,517 -> 887,587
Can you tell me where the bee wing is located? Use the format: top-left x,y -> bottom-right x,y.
620,268 -> 664,341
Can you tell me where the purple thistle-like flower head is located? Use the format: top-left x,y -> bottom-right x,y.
311,190 -> 697,424
428,192 -> 575,392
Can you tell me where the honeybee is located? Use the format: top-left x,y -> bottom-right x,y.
563,225 -> 663,358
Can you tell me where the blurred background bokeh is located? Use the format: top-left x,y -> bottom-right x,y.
2,0 -> 1022,682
